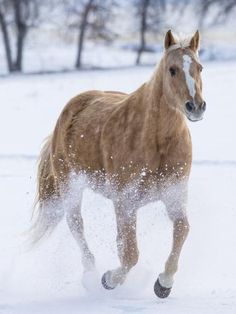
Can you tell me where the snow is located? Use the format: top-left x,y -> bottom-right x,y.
0,61 -> 236,313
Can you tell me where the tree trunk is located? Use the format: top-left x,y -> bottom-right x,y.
75,0 -> 94,69
12,0 -> 27,72
14,23 -> 27,71
0,10 -> 14,72
136,0 -> 149,65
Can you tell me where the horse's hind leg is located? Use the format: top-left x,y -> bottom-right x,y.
101,203 -> 139,290
66,193 -> 95,272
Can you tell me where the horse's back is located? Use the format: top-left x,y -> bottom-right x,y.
61,90 -> 127,121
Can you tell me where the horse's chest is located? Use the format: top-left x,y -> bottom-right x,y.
160,136 -> 192,177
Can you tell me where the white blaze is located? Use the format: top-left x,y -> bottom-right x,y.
183,54 -> 196,99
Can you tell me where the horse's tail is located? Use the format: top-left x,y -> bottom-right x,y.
30,135 -> 64,246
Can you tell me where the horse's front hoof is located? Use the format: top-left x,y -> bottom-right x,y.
101,271 -> 116,290
154,278 -> 172,298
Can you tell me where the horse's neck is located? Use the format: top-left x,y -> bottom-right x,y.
139,61 -> 186,140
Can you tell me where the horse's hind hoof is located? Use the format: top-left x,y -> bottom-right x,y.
154,278 -> 172,298
101,272 -> 115,290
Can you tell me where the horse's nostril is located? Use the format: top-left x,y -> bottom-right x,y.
185,101 -> 195,112
202,101 -> 206,111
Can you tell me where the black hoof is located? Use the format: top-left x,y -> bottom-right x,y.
101,272 -> 115,290
154,278 -> 172,298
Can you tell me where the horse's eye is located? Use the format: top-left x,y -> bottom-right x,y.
199,66 -> 203,72
169,67 -> 176,76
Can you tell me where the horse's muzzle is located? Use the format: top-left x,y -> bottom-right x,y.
184,101 -> 206,122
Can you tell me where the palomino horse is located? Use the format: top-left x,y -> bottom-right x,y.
33,30 -> 206,298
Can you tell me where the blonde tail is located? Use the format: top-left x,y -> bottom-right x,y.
30,136 -> 64,245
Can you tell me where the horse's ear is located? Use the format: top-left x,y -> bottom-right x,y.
164,30 -> 176,50
189,30 -> 200,52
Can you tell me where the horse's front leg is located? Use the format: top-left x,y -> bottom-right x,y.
155,191 -> 190,298
101,203 -> 139,290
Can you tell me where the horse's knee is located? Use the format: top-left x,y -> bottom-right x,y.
174,218 -> 190,237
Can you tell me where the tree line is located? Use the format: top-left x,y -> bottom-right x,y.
0,0 -> 235,74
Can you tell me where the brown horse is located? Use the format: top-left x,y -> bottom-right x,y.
32,30 -> 206,298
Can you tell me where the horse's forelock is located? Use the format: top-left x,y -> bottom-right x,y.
165,37 -> 192,53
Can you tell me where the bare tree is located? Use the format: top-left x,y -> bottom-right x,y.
135,0 -> 149,65
75,0 -> 94,69
133,0 -> 166,65
64,0 -> 117,69
0,0 -> 40,73
197,0 -> 236,30
0,1 -> 12,71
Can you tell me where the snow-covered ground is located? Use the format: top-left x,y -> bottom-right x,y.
0,61 -> 236,313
